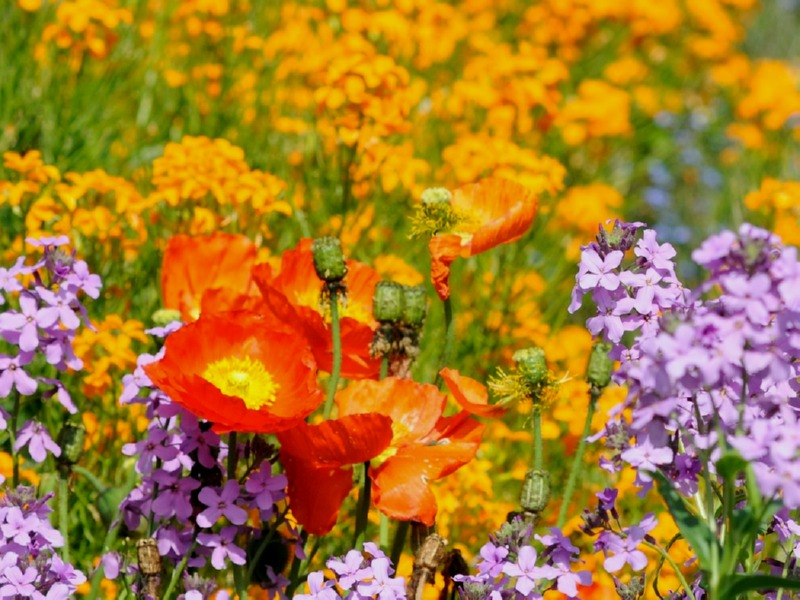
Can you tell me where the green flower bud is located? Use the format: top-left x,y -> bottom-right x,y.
420,187 -> 452,205
56,422 -> 86,467
519,469 -> 550,513
513,347 -> 548,388
586,341 -> 613,391
311,237 -> 347,282
401,285 -> 427,327
152,308 -> 182,326
373,281 -> 404,322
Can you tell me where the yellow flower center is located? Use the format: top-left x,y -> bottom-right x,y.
371,421 -> 411,468
202,355 -> 280,410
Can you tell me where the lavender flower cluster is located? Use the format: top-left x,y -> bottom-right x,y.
118,323 -> 294,593
298,543 -> 406,599
0,486 -> 86,599
454,517 -> 590,599
571,221 -> 800,579
0,236 -> 101,473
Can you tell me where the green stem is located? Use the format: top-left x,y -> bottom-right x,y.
163,537 -> 199,600
246,511 -> 287,582
390,521 -> 410,568
775,534 -> 797,600
86,519 -> 122,600
9,390 -> 20,487
380,356 -> 389,380
532,409 -> 543,471
233,560 -> 248,600
58,473 -> 70,564
642,540 -> 697,600
353,461 -> 372,548
434,296 -> 454,387
380,514 -> 390,549
557,389 -> 598,528
323,288 -> 342,419
227,432 -> 238,480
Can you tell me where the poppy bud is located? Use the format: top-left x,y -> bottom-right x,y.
586,341 -> 613,392
311,237 -> 347,282
401,285 -> 427,327
56,421 -> 86,467
420,187 -> 452,205
152,308 -> 182,326
513,347 -> 548,389
519,469 -> 550,513
373,281 -> 404,323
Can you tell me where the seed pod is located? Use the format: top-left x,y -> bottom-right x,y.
513,347 -> 548,389
311,237 -> 347,282
152,308 -> 182,326
56,422 -> 86,467
401,285 -> 427,327
519,469 -> 550,513
373,281 -> 404,323
586,341 -> 613,391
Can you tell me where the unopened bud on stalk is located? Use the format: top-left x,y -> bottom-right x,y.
586,341 -> 613,392
513,347 -> 548,388
56,422 -> 86,467
519,469 -> 550,513
152,308 -> 182,327
311,237 -> 347,282
420,187 -> 452,205
373,281 -> 404,323
401,285 -> 427,327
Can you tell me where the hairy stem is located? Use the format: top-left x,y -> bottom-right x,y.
323,288 -> 342,419
557,389 -> 599,528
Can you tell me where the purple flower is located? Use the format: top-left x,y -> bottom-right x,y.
295,571 -> 339,600
123,426 -> 180,474
150,470 -> 199,520
501,546 -> 558,596
356,557 -> 406,599
36,288 -> 81,331
327,550 -> 370,590
578,249 -> 623,291
196,480 -> 247,528
0,355 -> 38,397
476,542 -> 509,578
197,526 -> 246,570
2,506 -> 34,545
244,462 -> 287,518
0,293 -> 48,352
14,420 -> 61,462
600,531 -> 649,573
635,230 -> 677,271
64,260 -> 102,299
0,566 -> 38,597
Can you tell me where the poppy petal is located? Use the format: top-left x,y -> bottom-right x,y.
428,234 -> 463,301
282,457 -> 354,535
440,367 -> 507,418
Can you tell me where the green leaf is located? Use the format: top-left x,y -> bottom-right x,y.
654,470 -> 719,570
721,573 -> 800,596
716,451 -> 748,480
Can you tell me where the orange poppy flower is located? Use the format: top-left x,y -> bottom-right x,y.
277,414 -> 394,535
161,233 -> 258,321
253,239 -> 382,378
429,178 -> 538,300
439,367 -> 507,418
144,310 -> 323,433
338,377 -> 484,525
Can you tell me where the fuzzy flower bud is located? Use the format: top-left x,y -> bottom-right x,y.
401,285 -> 427,327
586,341 -> 613,392
513,347 -> 548,389
420,187 -> 452,205
56,421 -> 86,467
373,281 -> 404,323
519,469 -> 550,514
152,308 -> 182,327
311,237 -> 347,282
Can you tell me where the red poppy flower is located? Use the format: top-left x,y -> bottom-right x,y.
253,239 -> 382,378
277,414 -> 393,535
337,377 -> 485,525
144,310 -> 323,433
161,233 -> 258,321
429,178 -> 538,300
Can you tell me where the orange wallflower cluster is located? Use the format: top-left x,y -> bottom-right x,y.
0,151 -> 61,208
745,178 -> 800,246
35,0 -> 133,69
73,315 -> 149,399
149,136 -> 290,234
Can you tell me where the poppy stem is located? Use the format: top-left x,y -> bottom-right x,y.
380,356 -> 389,380
557,388 -> 599,528
532,408 -> 543,471
227,431 -> 238,480
434,297 -> 454,387
9,390 -> 20,487
323,287 -> 342,419
390,521 -> 410,567
353,460 -> 372,548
